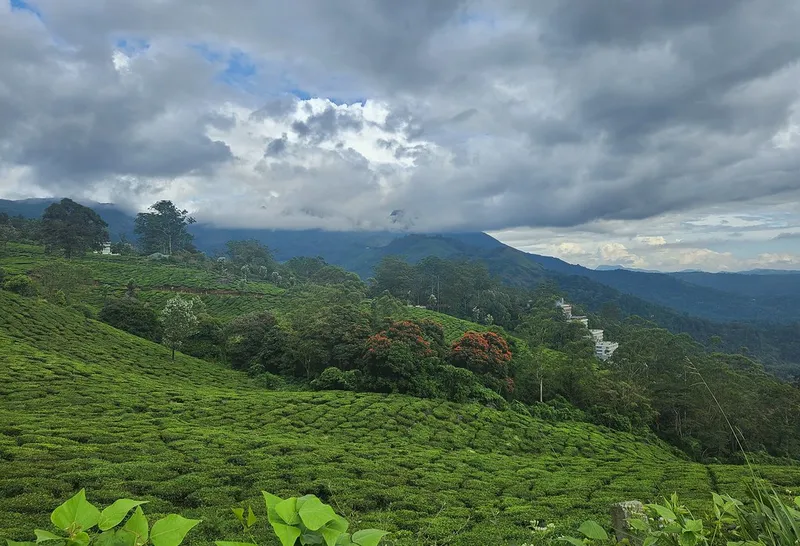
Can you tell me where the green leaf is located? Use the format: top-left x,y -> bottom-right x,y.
231,508 -> 245,526
298,497 -> 337,531
334,533 -> 352,546
215,542 -> 258,546
300,533 -> 324,545
34,530 -> 62,543
683,519 -> 703,533
679,530 -> 698,546
99,500 -> 148,531
329,517 -> 349,533
94,530 -> 133,546
270,521 -> 301,546
121,507 -> 149,546
263,492 -> 283,512
577,521 -> 608,541
628,518 -> 648,531
50,490 -> 101,532
320,525 -> 346,546
795,496 -> 800,509
351,529 -> 388,546
647,503 -> 677,522
643,537 -> 658,546
274,498 -> 299,526
66,532 -> 89,546
246,506 -> 257,528
556,538 -> 586,546
150,515 -> 201,546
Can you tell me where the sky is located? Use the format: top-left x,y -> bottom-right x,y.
1,0 -> 800,272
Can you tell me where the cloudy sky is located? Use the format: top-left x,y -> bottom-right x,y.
2,0 -> 800,271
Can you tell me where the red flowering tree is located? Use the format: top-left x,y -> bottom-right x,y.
450,331 -> 514,395
362,320 -> 439,395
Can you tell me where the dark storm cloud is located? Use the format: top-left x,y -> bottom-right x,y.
2,0 -> 800,234
0,6 -> 232,191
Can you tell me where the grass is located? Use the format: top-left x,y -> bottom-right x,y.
3,291 -> 800,545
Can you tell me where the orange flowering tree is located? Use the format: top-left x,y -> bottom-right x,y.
362,320 -> 440,395
449,331 -> 514,395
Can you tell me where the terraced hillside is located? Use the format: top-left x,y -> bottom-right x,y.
2,291 -> 800,545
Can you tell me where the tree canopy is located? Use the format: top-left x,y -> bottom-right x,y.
40,198 -> 108,258
134,200 -> 196,255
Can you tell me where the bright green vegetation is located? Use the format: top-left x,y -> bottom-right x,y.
2,289 -> 800,545
0,244 -> 282,295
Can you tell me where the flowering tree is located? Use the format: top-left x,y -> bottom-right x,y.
160,296 -> 201,360
362,321 -> 438,394
449,331 -> 514,395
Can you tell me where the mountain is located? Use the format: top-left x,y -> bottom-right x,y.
4,198 -> 800,325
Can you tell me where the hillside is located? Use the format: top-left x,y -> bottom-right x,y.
6,199 -> 800,324
4,288 -> 800,544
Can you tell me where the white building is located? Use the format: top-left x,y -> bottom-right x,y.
569,316 -> 589,327
589,329 -> 604,342
595,341 -> 619,361
555,298 -> 573,318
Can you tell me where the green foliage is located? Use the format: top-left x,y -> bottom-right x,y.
160,296 -> 201,360
134,201 -> 196,256
33,262 -> 93,305
225,311 -> 289,374
559,489 -> 800,546
311,367 -> 361,391
99,298 -> 163,343
10,490 -> 198,546
2,274 -> 37,296
41,199 -> 108,259
218,492 -> 387,546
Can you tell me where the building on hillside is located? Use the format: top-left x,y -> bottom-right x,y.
557,298 -> 619,360
94,242 -> 117,255
569,316 -> 589,327
555,298 -> 573,319
595,341 -> 619,361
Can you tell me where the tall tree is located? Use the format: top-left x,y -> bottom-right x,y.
134,200 -> 196,255
160,296 -> 201,360
40,198 -> 108,258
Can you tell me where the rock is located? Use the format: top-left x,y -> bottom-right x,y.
611,500 -> 645,544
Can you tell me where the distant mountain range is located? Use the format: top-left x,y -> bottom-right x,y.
4,197 -> 800,325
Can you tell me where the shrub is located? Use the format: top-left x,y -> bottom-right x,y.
99,297 -> 162,342
254,371 -> 286,390
225,311 -> 289,374
311,367 -> 362,391
435,364 -> 480,403
70,303 -> 96,319
2,274 -> 37,296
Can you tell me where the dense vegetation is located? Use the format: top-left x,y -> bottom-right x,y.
2,201 -> 800,544
3,288 -> 800,545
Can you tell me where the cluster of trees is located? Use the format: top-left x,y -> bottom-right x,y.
5,200 -> 799,462
0,199 -> 198,260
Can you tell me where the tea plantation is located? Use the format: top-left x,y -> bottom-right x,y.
2,289 -> 800,545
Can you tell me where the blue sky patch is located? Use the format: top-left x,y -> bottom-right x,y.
10,0 -> 42,18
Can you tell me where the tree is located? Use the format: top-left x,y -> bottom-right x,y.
226,240 -> 276,270
41,198 -> 108,258
225,311 -> 289,374
134,200 -> 196,255
160,296 -> 201,360
450,331 -> 514,395
99,297 -> 162,342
